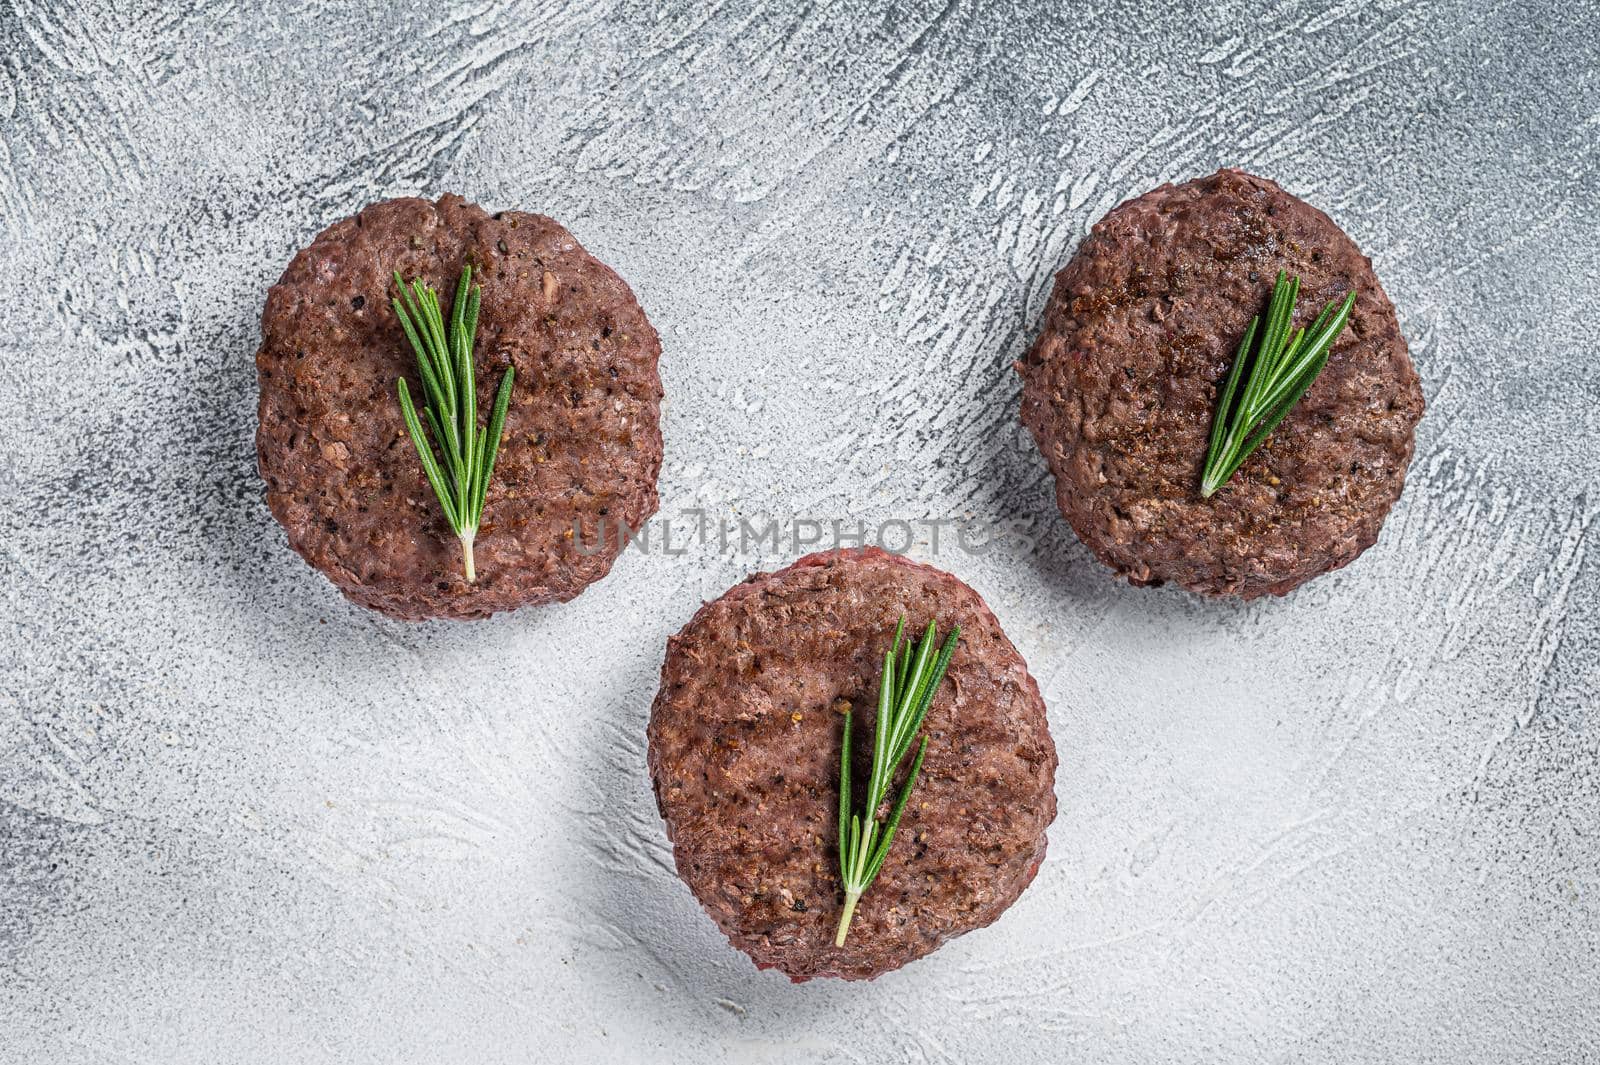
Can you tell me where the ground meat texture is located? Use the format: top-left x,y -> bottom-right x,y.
256,195 -> 663,620
647,548 -> 1058,982
1017,169 -> 1424,599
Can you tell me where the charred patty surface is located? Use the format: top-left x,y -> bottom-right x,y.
647,548 -> 1058,982
1018,169 -> 1423,599
256,195 -> 663,620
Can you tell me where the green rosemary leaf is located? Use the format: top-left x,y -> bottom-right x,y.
456,270 -> 478,505
865,643 -> 895,823
1200,273 -> 1355,498
885,616 -> 905,700
415,281 -> 455,412
474,366 -> 515,521
905,622 -> 938,696
421,406 -> 461,485
1235,353 -> 1330,467
837,709 -> 853,868
863,736 -> 928,885
450,267 -> 470,363
894,628 -> 960,764
1301,294 -> 1345,345
397,378 -> 459,530
391,292 -> 431,383
1258,293 -> 1354,414
396,274 -> 455,418
1243,272 -> 1296,413
896,640 -> 911,701
1206,316 -> 1257,471
463,286 -> 482,396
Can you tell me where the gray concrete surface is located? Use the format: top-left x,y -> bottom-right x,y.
1,1 -> 1596,1062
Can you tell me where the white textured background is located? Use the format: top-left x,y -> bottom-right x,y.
1,1 -> 1597,1062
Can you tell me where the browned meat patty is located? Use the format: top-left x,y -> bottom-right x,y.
1018,169 -> 1424,599
647,548 -> 1058,981
256,195 -> 663,620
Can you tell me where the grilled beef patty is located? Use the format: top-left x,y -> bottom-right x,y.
256,195 -> 663,620
648,548 -> 1058,981
1018,169 -> 1423,598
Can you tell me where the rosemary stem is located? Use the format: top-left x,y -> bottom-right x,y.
460,530 -> 477,584
1201,425 -> 1240,497
834,890 -> 862,947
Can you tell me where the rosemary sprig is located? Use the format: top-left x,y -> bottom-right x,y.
1200,270 -> 1355,497
392,265 -> 515,582
835,617 -> 960,947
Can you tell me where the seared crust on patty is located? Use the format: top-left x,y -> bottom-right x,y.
256,195 -> 663,620
1018,169 -> 1423,599
648,548 -> 1058,981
